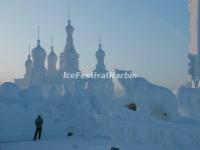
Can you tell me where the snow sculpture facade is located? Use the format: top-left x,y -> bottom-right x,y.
24,49 -> 32,83
14,47 -> 33,90
47,44 -> 57,77
62,19 -> 80,95
87,41 -> 114,98
115,69 -> 179,120
46,43 -> 62,83
14,14 -> 115,98
30,39 -> 47,86
15,30 -> 63,96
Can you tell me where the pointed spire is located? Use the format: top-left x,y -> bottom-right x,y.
68,6 -> 71,24
37,25 -> 40,45
27,44 -> 31,59
38,25 -> 40,40
26,44 -> 31,61
51,36 -> 54,52
28,44 -> 31,55
51,36 -> 53,46
68,6 -> 70,20
99,34 -> 102,48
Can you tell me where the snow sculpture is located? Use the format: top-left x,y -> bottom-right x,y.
87,39 -> 114,98
24,47 -> 32,82
30,37 -> 46,86
115,69 -> 179,120
47,42 -> 58,77
46,41 -> 63,85
62,19 -> 80,95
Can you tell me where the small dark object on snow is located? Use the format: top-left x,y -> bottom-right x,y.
111,146 -> 120,150
126,102 -> 137,111
162,112 -> 168,119
68,132 -> 73,137
163,112 -> 167,116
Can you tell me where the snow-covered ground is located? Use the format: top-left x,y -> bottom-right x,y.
0,136 -> 182,150
0,94 -> 200,150
1,137 -> 112,150
1,78 -> 200,150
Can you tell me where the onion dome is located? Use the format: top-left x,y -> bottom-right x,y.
25,53 -> 32,69
48,46 -> 58,63
96,43 -> 105,59
31,40 -> 46,63
65,20 -> 74,36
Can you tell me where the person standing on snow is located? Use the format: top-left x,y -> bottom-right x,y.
33,115 -> 43,140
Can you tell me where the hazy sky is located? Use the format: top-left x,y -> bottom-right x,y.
0,0 -> 189,90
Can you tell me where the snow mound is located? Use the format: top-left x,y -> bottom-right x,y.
115,69 -> 180,121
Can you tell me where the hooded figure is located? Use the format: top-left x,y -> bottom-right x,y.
33,115 -> 43,140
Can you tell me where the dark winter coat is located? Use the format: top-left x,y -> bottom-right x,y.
35,116 -> 43,129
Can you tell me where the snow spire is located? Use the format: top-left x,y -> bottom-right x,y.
30,26 -> 47,86
47,36 -> 57,74
63,7 -> 79,72
99,34 -> 102,48
37,25 -> 40,45
24,44 -> 33,80
28,44 -> 31,59
68,6 -> 71,23
49,36 -> 56,58
65,8 -> 75,51
51,36 -> 54,52
88,36 -> 114,98
95,35 -> 106,72
62,8 -> 80,95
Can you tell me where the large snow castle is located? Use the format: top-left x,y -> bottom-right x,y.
14,17 -> 114,98
2,4 -> 200,150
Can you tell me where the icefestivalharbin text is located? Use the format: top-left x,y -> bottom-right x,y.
63,71 -> 137,79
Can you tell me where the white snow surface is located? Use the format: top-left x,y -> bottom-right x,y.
1,79 -> 200,149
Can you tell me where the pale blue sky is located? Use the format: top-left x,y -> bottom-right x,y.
0,0 -> 189,89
